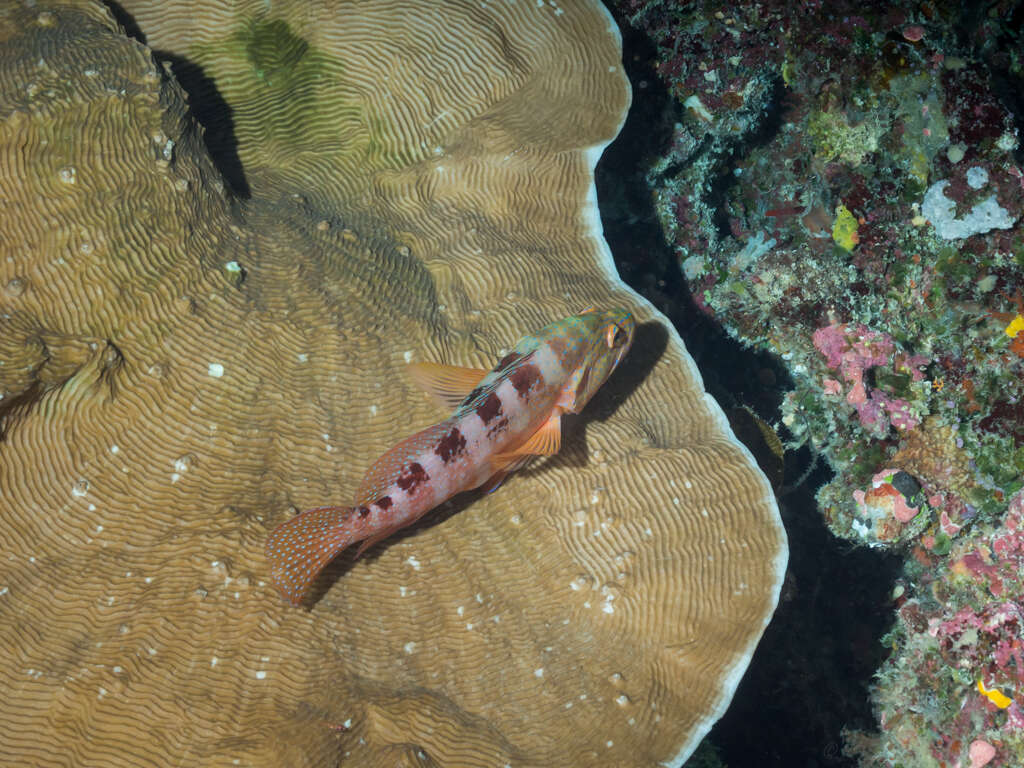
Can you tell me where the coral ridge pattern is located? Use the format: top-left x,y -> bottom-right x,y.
0,2 -> 786,767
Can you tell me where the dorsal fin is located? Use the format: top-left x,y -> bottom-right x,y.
354,422 -> 450,505
407,362 -> 490,410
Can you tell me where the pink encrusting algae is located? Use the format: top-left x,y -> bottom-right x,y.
812,323 -> 930,436
265,308 -> 636,604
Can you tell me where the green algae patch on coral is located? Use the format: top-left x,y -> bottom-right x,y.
197,18 -> 370,170
807,109 -> 884,167
243,18 -> 310,83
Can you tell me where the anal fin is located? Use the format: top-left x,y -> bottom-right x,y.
479,454 -> 534,495
354,526 -> 403,558
354,504 -> 434,557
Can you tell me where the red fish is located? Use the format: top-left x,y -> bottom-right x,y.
265,308 -> 636,604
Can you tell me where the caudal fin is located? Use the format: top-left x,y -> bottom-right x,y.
265,506 -> 358,605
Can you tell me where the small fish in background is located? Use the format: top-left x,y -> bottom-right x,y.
265,307 -> 636,605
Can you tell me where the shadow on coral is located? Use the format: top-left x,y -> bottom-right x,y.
103,1 -> 251,198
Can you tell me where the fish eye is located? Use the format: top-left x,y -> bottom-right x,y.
605,324 -> 627,349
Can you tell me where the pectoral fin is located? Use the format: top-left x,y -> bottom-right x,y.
495,412 -> 562,462
483,412 -> 564,495
407,362 -> 491,410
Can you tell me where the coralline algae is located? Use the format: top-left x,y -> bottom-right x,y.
922,177 -> 1017,240
609,0 -> 1024,765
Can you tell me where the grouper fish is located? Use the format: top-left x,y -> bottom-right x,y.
265,307 -> 636,604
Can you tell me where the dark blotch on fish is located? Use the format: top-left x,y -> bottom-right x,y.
396,462 -> 428,493
487,416 -> 510,437
496,351 -> 528,372
509,363 -> 541,400
476,392 -> 502,424
435,426 -> 467,463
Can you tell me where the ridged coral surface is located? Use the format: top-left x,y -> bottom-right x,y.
0,2 -> 786,766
